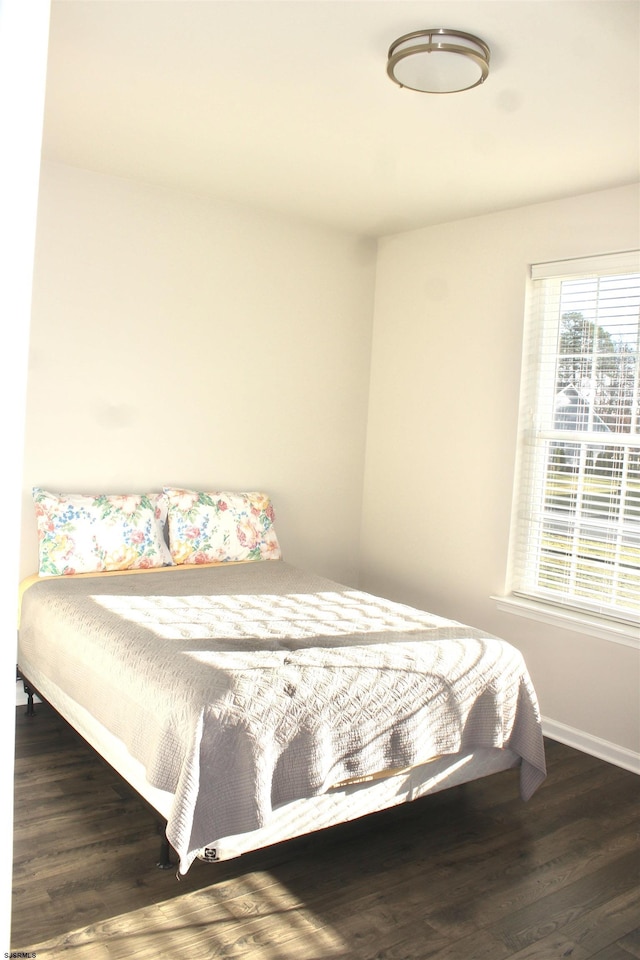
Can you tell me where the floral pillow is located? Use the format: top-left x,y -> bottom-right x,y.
33,488 -> 173,576
163,487 -> 282,565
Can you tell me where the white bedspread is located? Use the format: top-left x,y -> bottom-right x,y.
18,561 -> 546,874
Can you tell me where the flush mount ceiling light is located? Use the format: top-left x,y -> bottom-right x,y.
387,28 -> 490,93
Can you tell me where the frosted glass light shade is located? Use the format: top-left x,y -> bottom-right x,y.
387,29 -> 490,93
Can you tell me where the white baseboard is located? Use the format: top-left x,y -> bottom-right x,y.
542,716 -> 640,775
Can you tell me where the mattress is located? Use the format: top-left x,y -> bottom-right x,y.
18,560 -> 546,874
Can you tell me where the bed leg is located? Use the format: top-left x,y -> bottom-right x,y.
23,682 -> 35,717
156,827 -> 174,871
16,668 -> 36,717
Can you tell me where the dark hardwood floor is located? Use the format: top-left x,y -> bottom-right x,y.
11,698 -> 640,959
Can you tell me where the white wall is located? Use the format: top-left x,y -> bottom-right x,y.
1,0 -> 50,944
22,161 -> 376,584
361,184 -> 640,759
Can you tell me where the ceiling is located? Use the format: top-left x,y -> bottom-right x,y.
41,0 -> 640,238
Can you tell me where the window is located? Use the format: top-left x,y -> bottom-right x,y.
508,251 -> 640,632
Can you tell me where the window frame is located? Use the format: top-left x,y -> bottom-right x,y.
501,250 -> 640,646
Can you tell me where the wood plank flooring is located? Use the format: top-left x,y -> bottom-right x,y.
11,699 -> 640,959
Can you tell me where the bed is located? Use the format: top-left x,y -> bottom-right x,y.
17,487 -> 546,876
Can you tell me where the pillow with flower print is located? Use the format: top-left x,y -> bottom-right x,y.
32,488 -> 173,576
163,487 -> 282,565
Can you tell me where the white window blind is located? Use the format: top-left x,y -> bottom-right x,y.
509,250 -> 640,627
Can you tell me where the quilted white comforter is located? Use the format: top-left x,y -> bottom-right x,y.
18,561 -> 546,874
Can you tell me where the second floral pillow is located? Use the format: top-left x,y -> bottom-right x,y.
163,487 -> 281,565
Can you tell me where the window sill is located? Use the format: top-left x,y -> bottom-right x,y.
492,594 -> 639,649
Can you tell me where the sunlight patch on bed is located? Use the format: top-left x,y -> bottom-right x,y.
88,589 -> 457,645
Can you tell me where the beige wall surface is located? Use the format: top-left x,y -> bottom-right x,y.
360,183 -> 640,756
22,161 -> 376,584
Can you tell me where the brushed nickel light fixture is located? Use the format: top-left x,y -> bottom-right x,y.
387,29 -> 490,93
